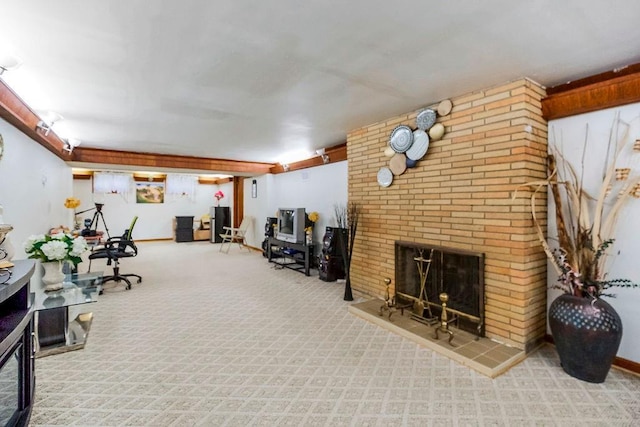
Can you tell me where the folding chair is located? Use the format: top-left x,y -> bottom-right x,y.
219,216 -> 253,253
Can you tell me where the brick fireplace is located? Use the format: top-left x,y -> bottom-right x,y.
394,241 -> 484,336
347,79 -> 548,351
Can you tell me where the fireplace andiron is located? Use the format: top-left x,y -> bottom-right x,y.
434,292 -> 456,346
379,278 -> 410,320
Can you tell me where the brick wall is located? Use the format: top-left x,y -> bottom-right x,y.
347,79 -> 548,351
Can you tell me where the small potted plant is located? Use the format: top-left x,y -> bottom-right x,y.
214,190 -> 224,206
64,197 -> 82,230
304,211 -> 319,244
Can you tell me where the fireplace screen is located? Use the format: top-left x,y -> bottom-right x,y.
395,241 -> 484,336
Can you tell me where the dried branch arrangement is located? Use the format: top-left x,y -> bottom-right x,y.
515,115 -> 639,298
333,204 -> 347,228
334,202 -> 361,301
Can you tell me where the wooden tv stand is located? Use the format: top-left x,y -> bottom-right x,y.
267,237 -> 314,276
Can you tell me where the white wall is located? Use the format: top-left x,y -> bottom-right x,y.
73,178 -> 234,240
548,105 -> 640,363
0,118 -> 72,261
242,161 -> 349,250
1,112 -> 346,257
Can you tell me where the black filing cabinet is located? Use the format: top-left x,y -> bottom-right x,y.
175,216 -> 194,242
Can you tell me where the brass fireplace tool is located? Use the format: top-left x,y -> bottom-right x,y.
410,249 -> 438,325
434,292 -> 456,345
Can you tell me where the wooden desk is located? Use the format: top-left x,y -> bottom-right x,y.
267,237 -> 314,276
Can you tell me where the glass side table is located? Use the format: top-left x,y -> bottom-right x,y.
33,271 -> 103,358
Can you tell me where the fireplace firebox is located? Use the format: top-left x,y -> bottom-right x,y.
394,241 -> 484,337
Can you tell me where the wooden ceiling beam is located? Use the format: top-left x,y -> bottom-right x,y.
542,64 -> 640,120
198,177 -> 233,185
66,147 -> 276,175
269,143 -> 347,174
0,79 -> 67,156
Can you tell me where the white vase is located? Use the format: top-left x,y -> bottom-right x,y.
42,261 -> 65,292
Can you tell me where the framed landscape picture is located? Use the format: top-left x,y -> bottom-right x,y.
136,182 -> 165,204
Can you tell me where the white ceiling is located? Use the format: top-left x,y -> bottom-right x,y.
2,1 -> 640,166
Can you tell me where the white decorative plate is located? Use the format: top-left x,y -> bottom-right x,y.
377,167 -> 393,187
389,153 -> 407,176
416,109 -> 436,130
389,125 -> 413,153
406,129 -> 429,160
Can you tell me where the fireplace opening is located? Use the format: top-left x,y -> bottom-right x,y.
394,241 -> 485,337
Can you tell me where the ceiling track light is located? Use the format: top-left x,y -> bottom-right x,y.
282,163 -> 290,172
63,138 -> 81,153
35,112 -> 63,136
315,148 -> 330,164
0,52 -> 22,76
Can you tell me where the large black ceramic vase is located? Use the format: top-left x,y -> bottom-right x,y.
548,294 -> 622,383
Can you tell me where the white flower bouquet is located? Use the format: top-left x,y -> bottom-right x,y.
24,233 -> 89,266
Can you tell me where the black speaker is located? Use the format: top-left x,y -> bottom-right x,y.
265,217 -> 277,237
319,254 -> 345,282
322,227 -> 347,256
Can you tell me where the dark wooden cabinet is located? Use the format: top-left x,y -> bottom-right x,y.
174,216 -> 194,243
0,260 -> 35,427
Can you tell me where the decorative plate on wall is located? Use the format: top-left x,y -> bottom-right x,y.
437,99 -> 453,116
384,146 -> 395,157
429,123 -> 445,140
389,125 -> 413,153
406,129 -> 429,161
377,167 -> 393,187
389,153 -> 407,176
416,109 -> 436,130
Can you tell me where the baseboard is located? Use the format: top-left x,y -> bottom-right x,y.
614,357 -> 640,375
545,334 -> 640,376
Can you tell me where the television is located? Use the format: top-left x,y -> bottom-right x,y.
276,208 -> 306,243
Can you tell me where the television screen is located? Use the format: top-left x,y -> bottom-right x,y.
280,210 -> 294,234
276,208 -> 305,243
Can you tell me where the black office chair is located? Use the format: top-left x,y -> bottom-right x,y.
88,216 -> 142,291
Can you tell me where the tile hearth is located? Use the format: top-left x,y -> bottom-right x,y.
349,299 -> 526,378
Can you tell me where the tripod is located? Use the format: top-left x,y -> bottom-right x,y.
78,203 -> 111,239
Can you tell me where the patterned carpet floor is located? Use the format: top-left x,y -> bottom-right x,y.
29,241 -> 640,426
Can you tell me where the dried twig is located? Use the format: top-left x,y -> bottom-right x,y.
515,115 -> 639,297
